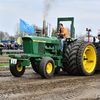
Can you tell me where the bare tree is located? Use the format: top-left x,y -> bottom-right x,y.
9,36 -> 15,40
0,31 -> 5,40
14,23 -> 20,35
31,24 -> 42,36
13,22 -> 42,40
76,33 -> 87,41
14,23 -> 28,40
3,32 -> 9,40
52,28 -> 57,37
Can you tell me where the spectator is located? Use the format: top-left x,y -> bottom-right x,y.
19,44 -> 23,50
0,43 -> 4,55
3,43 -> 6,49
15,43 -> 18,50
7,42 -> 11,50
11,43 -> 15,49
98,34 -> 100,42
5,43 -> 8,49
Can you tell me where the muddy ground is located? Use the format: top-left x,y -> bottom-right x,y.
0,57 -> 10,63
0,69 -> 100,100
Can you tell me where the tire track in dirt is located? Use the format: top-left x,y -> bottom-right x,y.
0,57 -> 10,63
0,69 -> 100,100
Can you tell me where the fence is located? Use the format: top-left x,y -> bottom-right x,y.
2,50 -> 23,54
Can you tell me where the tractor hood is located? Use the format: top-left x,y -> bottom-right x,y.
22,36 -> 60,44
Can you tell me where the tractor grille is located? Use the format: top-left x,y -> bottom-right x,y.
23,38 -> 33,53
38,43 -> 44,54
23,38 -> 31,42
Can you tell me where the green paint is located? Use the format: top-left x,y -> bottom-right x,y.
21,60 -> 30,66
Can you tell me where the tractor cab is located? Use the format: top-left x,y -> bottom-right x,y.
57,17 -> 75,39
56,17 -> 77,51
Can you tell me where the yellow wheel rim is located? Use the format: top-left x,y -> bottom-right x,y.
46,63 -> 53,74
16,61 -> 23,72
83,45 -> 96,73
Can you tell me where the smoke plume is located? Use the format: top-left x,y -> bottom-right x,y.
43,0 -> 56,20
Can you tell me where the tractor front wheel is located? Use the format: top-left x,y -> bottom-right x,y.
10,61 -> 25,77
39,57 -> 55,79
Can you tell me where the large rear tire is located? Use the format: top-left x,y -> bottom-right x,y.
10,61 -> 25,77
63,41 -> 97,75
63,42 -> 74,74
39,57 -> 55,79
77,42 -> 97,75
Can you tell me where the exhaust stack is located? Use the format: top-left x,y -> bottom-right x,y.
43,20 -> 46,36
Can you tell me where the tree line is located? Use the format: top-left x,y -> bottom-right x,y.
0,23 -> 58,41
0,22 -> 87,41
0,23 -> 42,41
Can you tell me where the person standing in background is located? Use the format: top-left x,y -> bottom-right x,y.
0,43 -> 3,55
98,34 -> 100,42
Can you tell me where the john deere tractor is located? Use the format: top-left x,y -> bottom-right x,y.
9,17 -> 97,78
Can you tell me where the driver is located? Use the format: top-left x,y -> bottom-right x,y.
57,23 -> 70,51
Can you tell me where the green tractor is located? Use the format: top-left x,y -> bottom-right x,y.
9,17 -> 97,78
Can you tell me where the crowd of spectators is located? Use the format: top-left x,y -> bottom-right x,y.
2,42 -> 23,50
3,42 -> 23,50
0,42 -> 23,55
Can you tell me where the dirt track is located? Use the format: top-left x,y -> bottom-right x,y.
0,57 -> 10,63
0,69 -> 100,100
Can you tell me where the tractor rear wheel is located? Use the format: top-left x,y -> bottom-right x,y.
77,42 -> 97,75
63,41 -> 97,75
31,62 -> 39,73
63,42 -> 74,74
39,57 -> 55,79
10,61 -> 25,77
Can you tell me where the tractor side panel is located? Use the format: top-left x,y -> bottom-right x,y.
38,42 -> 44,54
23,38 -> 33,54
33,42 -> 38,54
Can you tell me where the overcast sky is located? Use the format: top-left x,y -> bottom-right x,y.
0,0 -> 100,36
